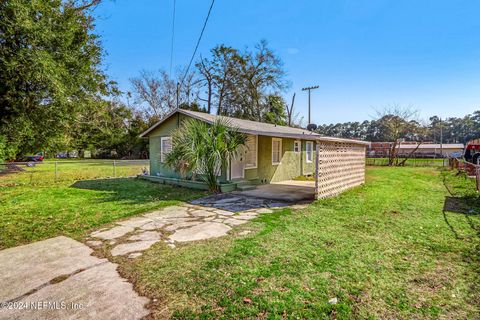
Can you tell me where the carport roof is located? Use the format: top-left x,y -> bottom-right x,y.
141,109 -> 370,145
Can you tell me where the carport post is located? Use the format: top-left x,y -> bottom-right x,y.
314,143 -> 320,200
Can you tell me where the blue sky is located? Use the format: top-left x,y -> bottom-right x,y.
95,0 -> 480,124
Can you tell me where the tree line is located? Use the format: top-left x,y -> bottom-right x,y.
129,40 -> 292,126
1,1 -> 478,163
316,109 -> 480,144
0,0 -> 294,161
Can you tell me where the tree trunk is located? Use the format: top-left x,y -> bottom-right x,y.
398,142 -> 423,166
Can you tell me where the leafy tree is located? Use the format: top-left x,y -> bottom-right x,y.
194,41 -> 288,122
0,0 -> 111,160
263,94 -> 287,125
69,100 -> 149,158
165,118 -> 246,192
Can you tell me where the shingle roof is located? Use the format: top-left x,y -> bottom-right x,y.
141,109 -> 370,145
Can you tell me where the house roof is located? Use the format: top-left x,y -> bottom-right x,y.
397,143 -> 464,149
140,109 -> 370,145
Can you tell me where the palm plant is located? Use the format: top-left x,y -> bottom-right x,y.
165,118 -> 246,192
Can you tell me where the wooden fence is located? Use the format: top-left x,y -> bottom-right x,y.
315,141 -> 367,199
450,158 -> 480,191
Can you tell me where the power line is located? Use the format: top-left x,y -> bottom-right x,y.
179,0 -> 215,88
169,0 -> 176,78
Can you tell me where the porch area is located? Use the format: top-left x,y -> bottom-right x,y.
233,180 -> 316,202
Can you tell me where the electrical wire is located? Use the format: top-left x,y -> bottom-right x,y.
179,0 -> 215,87
169,0 -> 176,78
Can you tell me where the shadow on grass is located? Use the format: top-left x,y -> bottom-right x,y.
443,196 -> 479,240
71,178 -> 207,205
442,195 -> 480,309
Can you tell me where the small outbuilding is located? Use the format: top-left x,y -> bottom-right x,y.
140,109 -> 369,199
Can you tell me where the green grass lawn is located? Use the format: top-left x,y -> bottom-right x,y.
122,167 -> 479,319
0,162 -> 206,249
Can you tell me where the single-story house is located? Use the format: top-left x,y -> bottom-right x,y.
140,109 -> 369,199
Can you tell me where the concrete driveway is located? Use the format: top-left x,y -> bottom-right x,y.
234,180 -> 316,202
0,236 -> 149,320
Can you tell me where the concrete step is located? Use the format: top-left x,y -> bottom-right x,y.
236,184 -> 256,191
233,180 -> 249,187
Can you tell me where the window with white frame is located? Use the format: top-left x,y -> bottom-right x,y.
294,140 -> 301,153
272,138 -> 282,165
160,137 -> 172,163
245,135 -> 258,169
306,141 -> 313,163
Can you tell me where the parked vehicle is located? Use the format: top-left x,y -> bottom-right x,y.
26,154 -> 44,162
464,139 -> 480,164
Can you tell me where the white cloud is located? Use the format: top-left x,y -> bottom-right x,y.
287,47 -> 299,55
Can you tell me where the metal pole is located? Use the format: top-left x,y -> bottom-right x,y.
113,160 -> 116,178
477,167 -> 480,192
440,118 -> 443,158
55,161 -> 58,182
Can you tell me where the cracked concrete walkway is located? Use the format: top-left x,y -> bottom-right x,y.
0,236 -> 148,320
86,195 -> 309,259
86,202 -> 281,257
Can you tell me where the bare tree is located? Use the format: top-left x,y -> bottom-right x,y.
195,56 -> 214,113
375,104 -> 425,166
130,70 -> 175,119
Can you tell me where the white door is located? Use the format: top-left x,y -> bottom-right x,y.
231,153 -> 245,179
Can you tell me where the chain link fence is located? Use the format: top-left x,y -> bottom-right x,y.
366,157 -> 449,167
0,160 -> 149,186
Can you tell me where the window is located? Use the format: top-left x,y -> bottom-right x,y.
306,141 -> 313,163
272,138 -> 282,165
245,135 -> 258,169
294,140 -> 301,153
160,137 -> 172,163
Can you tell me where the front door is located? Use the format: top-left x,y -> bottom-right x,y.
231,153 -> 245,179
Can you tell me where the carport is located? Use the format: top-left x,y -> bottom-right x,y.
235,138 -> 369,201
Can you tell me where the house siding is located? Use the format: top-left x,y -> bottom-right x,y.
244,136 -> 317,183
148,113 -> 228,181
148,114 -> 180,178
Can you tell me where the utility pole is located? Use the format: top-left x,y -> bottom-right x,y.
301,85 -> 319,124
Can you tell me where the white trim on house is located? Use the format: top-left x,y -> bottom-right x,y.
245,135 -> 258,169
272,138 -> 282,165
160,136 -> 172,163
294,140 -> 301,153
306,141 -> 313,163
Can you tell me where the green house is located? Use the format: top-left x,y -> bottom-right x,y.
140,109 -> 368,197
